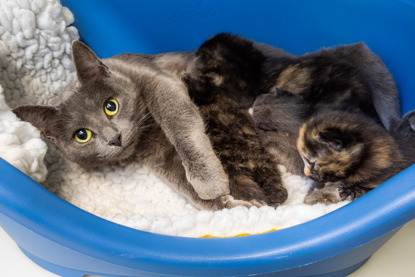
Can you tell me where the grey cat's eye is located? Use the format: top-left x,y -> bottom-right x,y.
104,98 -> 119,116
74,128 -> 92,143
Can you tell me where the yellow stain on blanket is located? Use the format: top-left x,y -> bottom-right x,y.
198,228 -> 278,238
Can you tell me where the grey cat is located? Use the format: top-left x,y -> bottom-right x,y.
13,41 -> 256,211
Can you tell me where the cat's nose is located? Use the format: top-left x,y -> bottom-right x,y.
108,133 -> 122,147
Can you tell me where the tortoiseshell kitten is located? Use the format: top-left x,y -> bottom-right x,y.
255,60 -> 376,177
256,43 -> 400,176
183,34 -> 288,206
298,112 -> 408,204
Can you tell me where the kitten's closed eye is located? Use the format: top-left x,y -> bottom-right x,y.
319,128 -> 346,151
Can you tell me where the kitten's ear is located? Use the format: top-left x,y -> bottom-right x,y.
407,111 -> 415,131
13,105 -> 59,139
319,127 -> 346,151
72,41 -> 110,85
276,64 -> 312,95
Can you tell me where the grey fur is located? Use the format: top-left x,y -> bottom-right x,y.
253,90 -> 306,175
13,41 -> 259,211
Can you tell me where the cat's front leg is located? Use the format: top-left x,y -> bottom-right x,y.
141,78 -> 230,200
142,142 -> 253,210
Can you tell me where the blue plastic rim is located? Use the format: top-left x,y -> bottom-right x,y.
0,0 -> 414,276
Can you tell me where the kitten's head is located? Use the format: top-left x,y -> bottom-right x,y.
13,41 -> 148,167
191,33 -> 266,107
253,88 -> 308,133
297,112 -> 367,183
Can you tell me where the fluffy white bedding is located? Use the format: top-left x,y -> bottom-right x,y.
0,0 -> 347,237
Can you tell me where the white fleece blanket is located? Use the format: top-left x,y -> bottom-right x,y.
0,0 -> 347,237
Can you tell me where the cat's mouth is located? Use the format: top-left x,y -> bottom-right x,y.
94,139 -> 138,162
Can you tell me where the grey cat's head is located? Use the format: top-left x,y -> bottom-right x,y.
13,41 -> 149,167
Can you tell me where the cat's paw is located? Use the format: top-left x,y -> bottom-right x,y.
217,195 -> 257,209
264,185 -> 288,206
187,161 -> 230,200
249,199 -> 268,207
304,190 -> 323,205
304,186 -> 342,205
339,186 -> 370,201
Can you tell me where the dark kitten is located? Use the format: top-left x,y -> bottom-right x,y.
298,112 -> 408,204
271,55 -> 380,123
261,42 -> 400,129
187,33 -> 304,176
314,43 -> 401,131
252,89 -> 306,176
13,41 -> 256,211
184,74 -> 287,207
189,33 -> 269,108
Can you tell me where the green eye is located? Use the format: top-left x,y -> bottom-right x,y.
74,129 -> 92,143
104,98 -> 118,116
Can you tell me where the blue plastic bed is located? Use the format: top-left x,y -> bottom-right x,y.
0,0 -> 414,276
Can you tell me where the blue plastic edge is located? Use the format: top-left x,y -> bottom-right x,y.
0,158 -> 414,276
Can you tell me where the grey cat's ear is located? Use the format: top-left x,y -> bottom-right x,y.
71,41 -> 110,85
319,127 -> 346,150
13,105 -> 59,139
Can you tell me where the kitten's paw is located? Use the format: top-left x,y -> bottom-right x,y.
265,186 -> 288,206
304,190 -> 324,205
187,162 -> 230,200
249,199 -> 268,207
339,186 -> 370,201
304,186 -> 342,205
